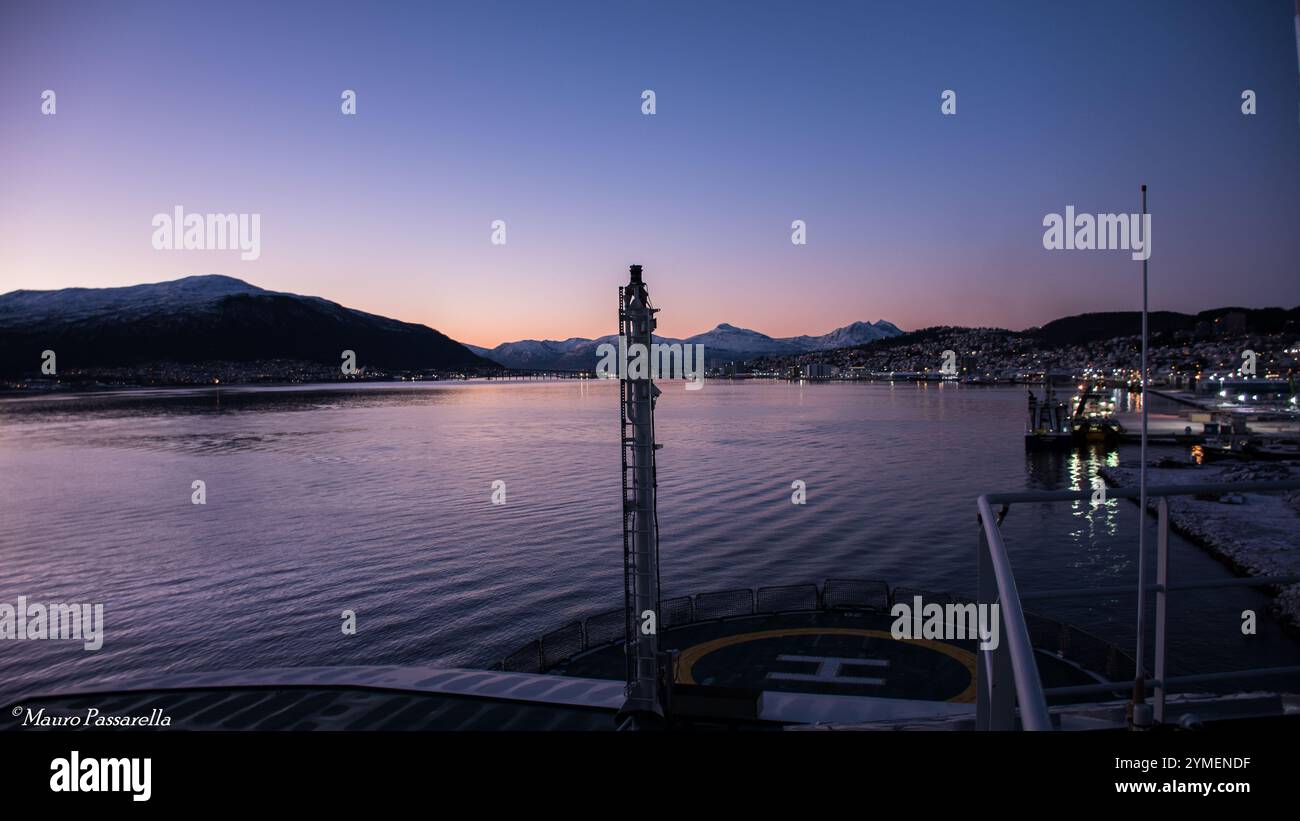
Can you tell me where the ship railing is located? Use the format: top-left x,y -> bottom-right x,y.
976,479 -> 1300,731
499,581 -> 889,674
497,578 -> 1128,686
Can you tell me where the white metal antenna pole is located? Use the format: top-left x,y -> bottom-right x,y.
1133,184 -> 1150,722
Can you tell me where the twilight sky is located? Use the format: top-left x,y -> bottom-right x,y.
1,0 -> 1298,347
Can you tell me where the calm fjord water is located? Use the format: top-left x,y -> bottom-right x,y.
1,380 -> 1297,702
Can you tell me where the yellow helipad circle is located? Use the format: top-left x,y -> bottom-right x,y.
675,627 -> 978,703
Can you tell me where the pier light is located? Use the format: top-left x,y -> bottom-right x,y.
1238,394 -> 1247,403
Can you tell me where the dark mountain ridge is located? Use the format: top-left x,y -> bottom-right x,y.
4,275 -> 1296,379
834,306 -> 1300,356
1027,306 -> 1300,348
0,275 -> 495,376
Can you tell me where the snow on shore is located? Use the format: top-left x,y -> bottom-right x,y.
1099,461 -> 1300,627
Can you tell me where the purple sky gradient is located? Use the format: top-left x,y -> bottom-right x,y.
1,0 -> 1297,347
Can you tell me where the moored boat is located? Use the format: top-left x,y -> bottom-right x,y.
1025,377 -> 1072,449
1071,381 -> 1123,445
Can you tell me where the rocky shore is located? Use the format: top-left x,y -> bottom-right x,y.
1099,461 -> 1300,628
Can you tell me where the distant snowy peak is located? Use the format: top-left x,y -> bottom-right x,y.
684,323 -> 796,354
798,320 -> 903,350
684,320 -> 904,353
480,319 -> 904,368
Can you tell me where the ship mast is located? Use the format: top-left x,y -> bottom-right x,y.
617,264 -> 665,725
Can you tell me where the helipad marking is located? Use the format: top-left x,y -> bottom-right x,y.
676,628 -> 978,703
767,654 -> 889,686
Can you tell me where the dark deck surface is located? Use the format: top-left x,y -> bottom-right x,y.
4,666 -> 625,732
5,611 -> 1121,731
8,687 -> 618,731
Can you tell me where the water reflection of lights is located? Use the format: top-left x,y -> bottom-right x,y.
1067,448 -> 1121,540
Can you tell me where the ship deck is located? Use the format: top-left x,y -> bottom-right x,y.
6,581 -> 1138,731
5,667 -> 624,732
5,610 -> 1118,732
559,610 -> 1106,701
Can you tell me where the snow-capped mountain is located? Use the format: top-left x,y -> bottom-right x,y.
684,323 -> 801,355
471,320 -> 904,370
0,275 -> 493,374
463,336 -> 605,367
467,333 -> 672,370
788,320 -> 904,351
0,274 -> 268,327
